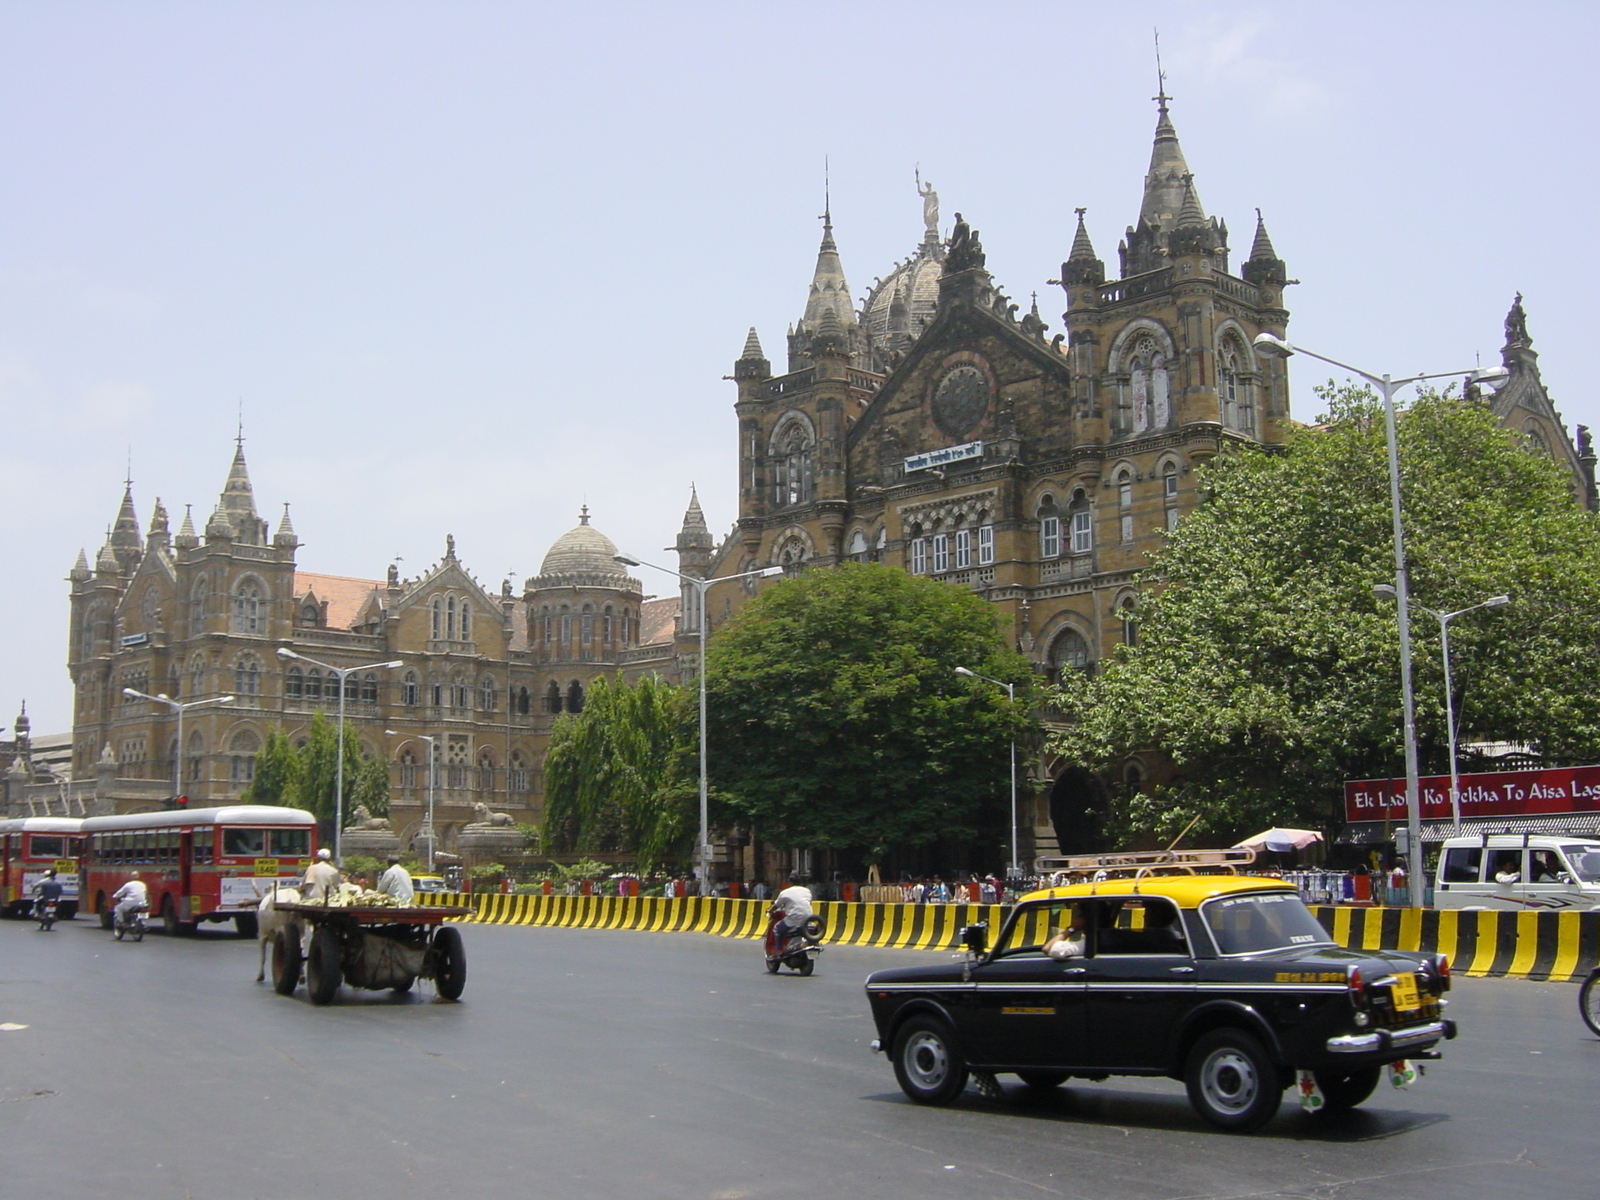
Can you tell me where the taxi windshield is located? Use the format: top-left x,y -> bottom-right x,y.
1561,846 -> 1600,883
1202,891 -> 1335,955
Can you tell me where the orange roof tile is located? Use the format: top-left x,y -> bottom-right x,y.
638,597 -> 679,647
295,572 -> 383,632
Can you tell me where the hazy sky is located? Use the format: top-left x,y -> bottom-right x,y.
3,1 -> 1594,735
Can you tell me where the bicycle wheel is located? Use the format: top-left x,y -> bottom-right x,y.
1580,970 -> 1600,1038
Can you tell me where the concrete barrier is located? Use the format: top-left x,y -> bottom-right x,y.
417,893 -> 1600,980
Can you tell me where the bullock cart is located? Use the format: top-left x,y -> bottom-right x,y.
269,901 -> 471,1005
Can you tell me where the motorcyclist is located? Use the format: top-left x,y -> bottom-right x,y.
32,868 -> 64,919
768,872 -> 814,954
111,872 -> 149,927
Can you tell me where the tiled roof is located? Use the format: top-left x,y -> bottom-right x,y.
295,572 -> 383,631
638,597 -> 679,647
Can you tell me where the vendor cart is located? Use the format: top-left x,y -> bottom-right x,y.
269,901 -> 472,1005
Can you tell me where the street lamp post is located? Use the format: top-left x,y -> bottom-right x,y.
1254,331 -> 1506,906
1376,588 -> 1511,830
387,730 -> 436,869
122,688 -> 236,801
954,666 -> 1020,878
615,554 -> 781,896
279,648 -> 403,862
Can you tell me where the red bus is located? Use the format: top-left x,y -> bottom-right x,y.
81,805 -> 317,936
0,817 -> 85,919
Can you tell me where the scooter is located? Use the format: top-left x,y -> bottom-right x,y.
764,912 -> 824,976
34,896 -> 58,932
113,903 -> 149,942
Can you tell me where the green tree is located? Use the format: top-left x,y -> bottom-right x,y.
1051,384 -> 1600,844
703,562 -> 1036,864
242,727 -> 300,806
293,711 -> 371,825
349,750 -> 391,821
542,675 -> 695,872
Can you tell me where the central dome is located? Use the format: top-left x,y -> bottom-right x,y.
533,508 -> 633,589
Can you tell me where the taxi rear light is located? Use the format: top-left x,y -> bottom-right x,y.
1436,954 -> 1450,988
1347,965 -> 1365,1004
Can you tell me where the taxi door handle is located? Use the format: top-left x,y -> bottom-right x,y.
1169,966 -> 1195,975
1062,967 -> 1087,976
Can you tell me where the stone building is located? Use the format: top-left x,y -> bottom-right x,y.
59,443 -> 699,856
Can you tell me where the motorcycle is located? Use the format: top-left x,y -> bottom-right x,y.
34,896 -> 58,932
764,912 -> 824,976
113,903 -> 149,943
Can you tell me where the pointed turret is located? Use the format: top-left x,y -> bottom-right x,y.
1167,174 -> 1216,257
1062,208 -> 1105,286
733,326 -> 770,380
173,504 -> 199,551
273,503 -> 299,549
109,484 -> 142,574
1139,91 -> 1196,232
145,498 -> 171,554
675,487 -> 714,557
1122,93 -> 1226,276
217,439 -> 262,546
205,503 -> 235,543
788,200 -> 859,372
1241,208 -> 1287,287
96,536 -> 119,574
70,548 -> 91,582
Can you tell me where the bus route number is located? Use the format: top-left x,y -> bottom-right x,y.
253,858 -> 281,877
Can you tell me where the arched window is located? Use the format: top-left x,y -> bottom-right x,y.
234,656 -> 261,697
304,668 -> 322,701
446,595 -> 457,640
461,603 -> 471,641
399,749 -> 418,789
1122,334 -> 1171,434
1037,497 -> 1061,559
298,603 -> 320,628
1050,629 -> 1093,682
285,665 -> 304,699
567,681 -> 585,714
451,675 -> 470,709
233,579 -> 263,634
81,601 -> 108,660
1119,598 -> 1138,646
545,681 -> 562,713
477,751 -> 495,793
1068,490 -> 1094,554
401,671 -> 419,706
361,673 -> 378,702
772,418 -> 814,507
516,686 -> 530,715
1218,338 -> 1255,435
188,579 -> 209,633
847,530 -> 869,562
909,523 -> 928,574
140,585 -> 159,628
508,751 -> 529,794
1117,469 -> 1134,543
229,730 -> 260,784
480,676 -> 496,711
185,731 -> 204,782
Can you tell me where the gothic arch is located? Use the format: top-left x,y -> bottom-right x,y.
1108,319 -> 1177,435
768,411 -> 816,508
231,573 -> 269,635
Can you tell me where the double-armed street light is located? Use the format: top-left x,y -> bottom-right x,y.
1254,331 -> 1507,905
1375,587 -> 1511,830
278,648 -> 404,862
386,730 -> 436,870
614,554 -> 782,895
954,666 -> 1021,878
121,688 -> 236,802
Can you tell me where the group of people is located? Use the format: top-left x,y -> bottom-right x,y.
299,848 -> 418,904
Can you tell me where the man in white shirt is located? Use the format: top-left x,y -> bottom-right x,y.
769,873 -> 813,951
301,848 -> 341,902
112,872 -> 149,924
376,855 -> 414,904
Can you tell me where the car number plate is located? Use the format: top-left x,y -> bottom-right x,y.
1390,973 -> 1420,1011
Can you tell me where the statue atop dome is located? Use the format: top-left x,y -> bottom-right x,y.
916,168 -> 939,239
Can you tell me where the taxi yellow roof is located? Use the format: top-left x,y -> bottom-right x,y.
1020,874 -> 1297,909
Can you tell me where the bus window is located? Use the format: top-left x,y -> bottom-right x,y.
29,835 -> 67,859
270,829 -> 310,859
194,828 -> 213,865
161,836 -> 177,866
222,828 -> 266,858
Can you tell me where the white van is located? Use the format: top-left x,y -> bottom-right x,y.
1432,833 -> 1600,910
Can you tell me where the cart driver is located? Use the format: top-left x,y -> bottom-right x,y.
377,854 -> 414,905
301,848 -> 341,902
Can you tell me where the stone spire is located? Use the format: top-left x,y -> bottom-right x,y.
789,193 -> 858,372
217,438 -> 263,546
110,483 -> 142,574
273,503 -> 299,549
146,498 -> 171,553
205,503 -> 235,543
96,535 -> 119,574
1062,208 -> 1105,286
173,504 -> 199,551
1241,208 -> 1287,287
70,548 -> 91,582
675,487 -> 714,557
734,326 -> 770,380
1139,89 -> 1196,233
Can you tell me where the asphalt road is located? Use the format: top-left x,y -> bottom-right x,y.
1,914 -> 1594,1200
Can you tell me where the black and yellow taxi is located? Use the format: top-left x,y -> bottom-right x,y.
864,868 -> 1455,1132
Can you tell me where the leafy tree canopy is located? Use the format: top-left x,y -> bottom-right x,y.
241,712 -> 388,827
542,675 -> 695,873
1051,384 -> 1600,845
704,563 -> 1038,863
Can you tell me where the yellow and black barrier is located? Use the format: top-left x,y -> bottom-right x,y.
417,893 -> 1600,980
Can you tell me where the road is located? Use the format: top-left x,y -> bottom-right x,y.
0,915 -> 1593,1200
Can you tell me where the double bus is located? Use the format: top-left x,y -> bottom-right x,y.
0,817 -> 85,919
81,806 -> 317,936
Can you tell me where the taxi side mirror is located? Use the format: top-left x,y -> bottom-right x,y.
961,923 -> 988,955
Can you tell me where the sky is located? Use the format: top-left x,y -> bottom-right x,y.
2,1 -> 1595,736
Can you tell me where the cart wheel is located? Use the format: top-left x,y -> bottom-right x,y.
272,926 -> 303,995
306,927 -> 342,1005
432,926 -> 466,1000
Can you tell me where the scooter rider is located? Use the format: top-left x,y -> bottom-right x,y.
32,868 -> 64,919
112,872 -> 149,926
768,872 -> 814,953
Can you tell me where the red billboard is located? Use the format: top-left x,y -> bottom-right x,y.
1345,765 -> 1600,824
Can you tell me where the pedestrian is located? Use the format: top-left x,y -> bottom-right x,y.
377,854 -> 415,904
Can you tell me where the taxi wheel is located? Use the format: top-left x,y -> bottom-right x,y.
1185,1029 -> 1283,1132
892,1016 -> 969,1106
1313,1066 -> 1381,1111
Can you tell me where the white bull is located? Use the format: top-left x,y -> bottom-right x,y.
255,885 -> 302,983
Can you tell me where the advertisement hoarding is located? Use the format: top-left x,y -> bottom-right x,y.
1345,765 -> 1600,824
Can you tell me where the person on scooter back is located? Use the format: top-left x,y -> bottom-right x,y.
769,872 -> 813,953
33,868 -> 64,919
112,872 -> 149,925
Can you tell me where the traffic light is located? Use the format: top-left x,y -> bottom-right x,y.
175,794 -> 189,809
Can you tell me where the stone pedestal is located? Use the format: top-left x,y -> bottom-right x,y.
341,828 -> 402,857
456,824 -> 523,864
